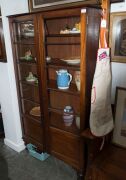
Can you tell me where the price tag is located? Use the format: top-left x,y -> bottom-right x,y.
81,9 -> 86,13
101,19 -> 107,28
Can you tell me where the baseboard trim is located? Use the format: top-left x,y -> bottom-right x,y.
4,138 -> 25,152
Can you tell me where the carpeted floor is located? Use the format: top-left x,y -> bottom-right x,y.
0,139 -> 76,180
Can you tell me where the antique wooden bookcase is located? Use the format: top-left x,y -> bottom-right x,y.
9,6 -> 101,178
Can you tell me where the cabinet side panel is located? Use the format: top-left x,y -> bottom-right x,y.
0,19 -> 6,61
85,8 -> 101,126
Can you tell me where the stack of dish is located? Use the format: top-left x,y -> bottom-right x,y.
61,58 -> 80,65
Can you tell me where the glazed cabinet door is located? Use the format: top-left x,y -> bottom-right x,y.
38,7 -> 101,172
38,8 -> 87,171
9,6 -> 101,176
10,14 -> 44,151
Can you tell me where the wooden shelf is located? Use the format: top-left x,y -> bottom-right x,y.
20,80 -> 38,87
50,118 -> 80,135
48,80 -> 80,96
13,41 -> 35,45
45,42 -> 80,45
22,113 -> 42,123
81,128 -> 106,140
15,34 -> 34,39
46,33 -> 80,37
17,59 -> 37,64
48,107 -> 80,116
48,108 -> 80,134
21,95 -> 40,103
46,58 -> 80,70
81,128 -> 98,140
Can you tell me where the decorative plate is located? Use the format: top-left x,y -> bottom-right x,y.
20,56 -> 33,61
30,106 -> 40,117
61,58 -> 80,65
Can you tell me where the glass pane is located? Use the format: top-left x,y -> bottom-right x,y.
14,21 -> 34,43
18,63 -> 38,83
23,116 -> 43,143
20,82 -> 40,103
15,44 -> 36,61
45,17 -> 80,35
49,111 -> 80,134
22,99 -> 41,120
49,91 -> 80,114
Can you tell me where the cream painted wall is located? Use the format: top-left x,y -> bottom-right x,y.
0,0 -> 125,152
111,1 -> 126,103
0,0 -> 29,152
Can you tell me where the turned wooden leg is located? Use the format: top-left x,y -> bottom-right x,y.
77,172 -> 84,180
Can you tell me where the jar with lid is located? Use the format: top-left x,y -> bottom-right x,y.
63,106 -> 74,126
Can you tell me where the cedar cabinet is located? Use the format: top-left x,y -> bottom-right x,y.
9,7 -> 101,178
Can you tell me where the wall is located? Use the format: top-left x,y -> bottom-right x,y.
111,1 -> 126,103
0,0 -> 29,152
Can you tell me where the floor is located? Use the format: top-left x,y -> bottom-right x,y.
89,145 -> 126,180
0,139 -> 77,180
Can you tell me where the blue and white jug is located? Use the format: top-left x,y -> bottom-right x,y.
56,69 -> 72,89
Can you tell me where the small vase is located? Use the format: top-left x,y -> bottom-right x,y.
63,106 -> 74,126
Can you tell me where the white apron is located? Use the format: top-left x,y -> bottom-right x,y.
89,16 -> 114,137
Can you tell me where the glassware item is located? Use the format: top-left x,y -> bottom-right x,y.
63,106 -> 74,126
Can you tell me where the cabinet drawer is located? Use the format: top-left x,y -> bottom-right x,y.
23,116 -> 43,144
49,127 -> 81,169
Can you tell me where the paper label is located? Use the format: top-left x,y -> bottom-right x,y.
101,19 -> 107,28
81,9 -> 86,13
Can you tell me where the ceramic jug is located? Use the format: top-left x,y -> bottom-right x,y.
56,69 -> 72,89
